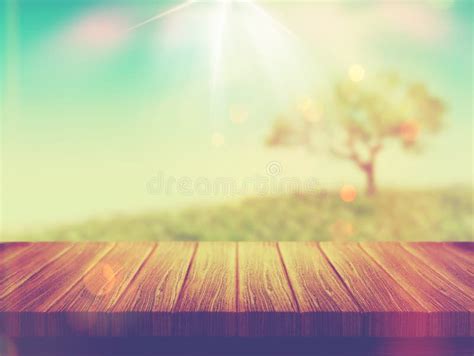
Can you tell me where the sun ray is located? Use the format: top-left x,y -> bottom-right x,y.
208,0 -> 231,133
244,0 -> 297,41
210,0 -> 231,88
127,0 -> 196,32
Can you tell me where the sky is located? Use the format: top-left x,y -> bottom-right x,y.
1,0 -> 473,232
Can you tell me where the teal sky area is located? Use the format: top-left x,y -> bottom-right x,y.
1,0 -> 473,232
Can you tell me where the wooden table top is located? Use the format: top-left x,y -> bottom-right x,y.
0,242 -> 472,337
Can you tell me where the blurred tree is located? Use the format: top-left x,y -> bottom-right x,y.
266,72 -> 446,196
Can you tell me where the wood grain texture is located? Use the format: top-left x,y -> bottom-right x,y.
238,242 -> 299,336
0,243 -> 114,336
319,242 -> 428,337
400,242 -> 474,336
47,242 -> 155,336
442,242 -> 473,262
112,242 -> 196,336
278,242 -> 361,336
360,242 -> 471,337
0,243 -> 33,264
401,243 -> 474,293
174,242 -> 237,336
0,243 -> 73,300
0,242 -> 472,337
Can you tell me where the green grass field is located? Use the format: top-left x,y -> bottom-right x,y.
4,188 -> 473,242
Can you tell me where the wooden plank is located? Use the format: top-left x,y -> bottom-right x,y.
47,242 -> 155,336
238,242 -> 299,336
0,243 -> 73,299
442,242 -> 473,262
319,242 -> 427,337
0,243 -> 33,264
278,242 -> 361,336
1,242 -> 472,338
0,243 -> 114,336
174,242 -> 237,336
400,242 -> 474,336
111,242 -> 196,336
401,243 -> 473,294
360,242 -> 471,337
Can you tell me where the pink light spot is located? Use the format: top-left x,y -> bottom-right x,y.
68,9 -> 131,50
375,2 -> 450,43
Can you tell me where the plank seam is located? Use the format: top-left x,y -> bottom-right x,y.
235,242 -> 240,336
441,243 -> 473,263
44,243 -> 118,312
0,244 -> 77,299
173,242 -> 199,310
316,243 -> 364,313
356,243 -> 427,311
235,242 -> 239,313
107,243 -> 158,310
0,244 -> 34,264
362,244 -> 474,338
276,242 -> 301,313
400,243 -> 474,282
395,243 -> 472,309
400,243 -> 472,274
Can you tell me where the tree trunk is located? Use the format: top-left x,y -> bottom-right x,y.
365,164 -> 376,196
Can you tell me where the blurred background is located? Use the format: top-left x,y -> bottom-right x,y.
1,0 -> 472,241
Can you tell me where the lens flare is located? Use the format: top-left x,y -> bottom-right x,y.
340,185 -> 357,203
66,312 -> 98,334
348,64 -> 365,82
70,10 -> 130,49
83,263 -> 116,296
0,336 -> 18,356
127,0 -> 196,31
330,220 -> 355,241
297,97 -> 313,113
211,132 -> 225,147
230,107 -> 249,124
298,97 -> 324,123
399,120 -> 420,143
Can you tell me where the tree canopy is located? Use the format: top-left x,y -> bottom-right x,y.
266,71 -> 446,195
